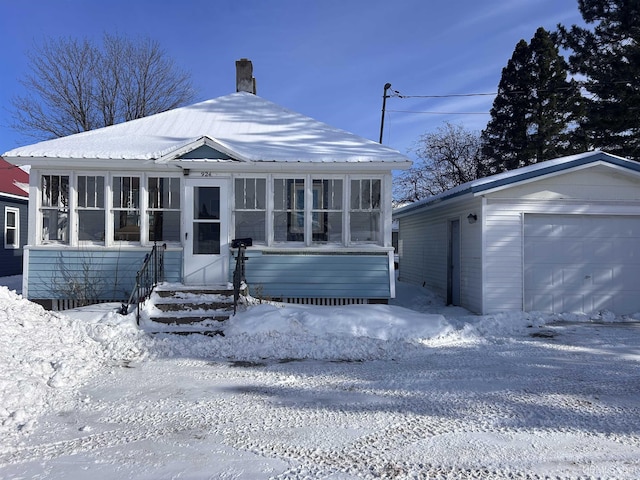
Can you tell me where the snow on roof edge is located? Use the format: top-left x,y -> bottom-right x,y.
393,151 -> 634,217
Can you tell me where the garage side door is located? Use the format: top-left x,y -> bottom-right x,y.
524,214 -> 640,314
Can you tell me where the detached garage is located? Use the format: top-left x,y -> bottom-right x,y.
393,151 -> 640,315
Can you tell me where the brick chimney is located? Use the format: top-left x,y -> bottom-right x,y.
236,58 -> 256,94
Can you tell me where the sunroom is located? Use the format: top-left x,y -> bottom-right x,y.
5,90 -> 410,308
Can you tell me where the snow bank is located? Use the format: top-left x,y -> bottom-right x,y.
146,303 -> 453,362
0,288 -> 105,437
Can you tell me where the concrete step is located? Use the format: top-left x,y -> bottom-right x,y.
145,283 -> 246,331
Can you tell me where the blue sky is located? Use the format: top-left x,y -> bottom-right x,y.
0,0 -> 584,159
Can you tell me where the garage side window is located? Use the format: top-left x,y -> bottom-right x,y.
4,207 -> 19,249
350,179 -> 381,243
234,178 -> 266,243
148,177 -> 181,242
41,174 -> 69,244
113,176 -> 140,242
77,175 -> 105,243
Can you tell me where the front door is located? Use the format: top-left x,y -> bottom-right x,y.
183,179 -> 229,285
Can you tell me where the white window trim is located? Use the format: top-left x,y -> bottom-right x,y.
39,172 -> 71,245
347,175 -> 384,246
231,175 -> 268,245
146,175 -> 182,245
232,174 -> 386,248
4,206 -> 20,249
76,174 -> 106,246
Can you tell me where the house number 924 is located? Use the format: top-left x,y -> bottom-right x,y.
200,172 -> 212,177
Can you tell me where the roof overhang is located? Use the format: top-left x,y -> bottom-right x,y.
393,151 -> 640,219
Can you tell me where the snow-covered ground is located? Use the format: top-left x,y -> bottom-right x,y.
1,275 -> 639,479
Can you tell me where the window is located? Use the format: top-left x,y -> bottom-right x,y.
113,176 -> 140,242
350,179 -> 381,243
312,179 -> 343,242
234,178 -> 266,243
274,178 -> 304,242
148,177 -> 181,242
4,207 -> 19,249
41,174 -> 69,243
77,175 -> 105,242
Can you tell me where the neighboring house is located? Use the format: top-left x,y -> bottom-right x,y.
0,157 -> 28,277
2,60 -> 411,309
394,151 -> 640,315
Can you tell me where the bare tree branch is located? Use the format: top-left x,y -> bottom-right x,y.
11,33 -> 196,141
393,122 -> 483,203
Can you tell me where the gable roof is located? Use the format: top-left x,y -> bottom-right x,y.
394,151 -> 640,218
0,157 -> 28,199
2,92 -> 412,166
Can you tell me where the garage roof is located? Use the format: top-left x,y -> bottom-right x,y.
394,151 -> 640,217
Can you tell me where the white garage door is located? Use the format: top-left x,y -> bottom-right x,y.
524,214 -> 640,314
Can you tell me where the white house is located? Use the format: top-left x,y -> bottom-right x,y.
393,151 -> 640,315
3,60 -> 411,309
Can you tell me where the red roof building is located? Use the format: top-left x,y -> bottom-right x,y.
0,157 -> 28,199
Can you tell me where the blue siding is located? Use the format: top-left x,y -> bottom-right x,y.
230,252 -> 391,299
27,248 -> 182,301
0,198 -> 28,277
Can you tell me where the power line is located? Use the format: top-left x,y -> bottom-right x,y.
391,92 -> 497,99
387,109 -> 490,115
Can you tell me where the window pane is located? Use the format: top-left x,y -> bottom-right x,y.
193,223 -> 220,254
371,179 -> 381,208
235,211 -> 266,242
350,180 -> 360,209
6,229 -> 15,246
78,176 -> 104,208
235,179 -> 245,209
350,211 -> 380,242
42,210 -> 69,242
6,211 -> 16,228
114,211 -> 140,241
86,177 -> 96,208
78,176 -> 87,207
149,211 -> 181,242
274,211 -> 288,241
148,177 -> 160,208
41,175 -> 69,208
96,177 -> 105,208
78,210 -> 105,241
292,179 -> 304,210
168,178 -> 180,209
311,212 -> 343,242
245,179 -> 256,208
362,180 -> 371,209
113,177 -> 122,208
255,178 -> 266,209
194,187 -> 220,220
326,211 -> 342,242
274,179 -> 285,210
328,179 -> 342,209
114,176 -> 139,209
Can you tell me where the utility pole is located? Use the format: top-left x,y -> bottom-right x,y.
379,83 -> 392,143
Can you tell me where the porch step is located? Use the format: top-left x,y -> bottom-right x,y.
144,283 -> 247,334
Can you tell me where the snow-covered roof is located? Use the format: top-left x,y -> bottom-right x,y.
394,151 -> 640,217
2,92 -> 412,166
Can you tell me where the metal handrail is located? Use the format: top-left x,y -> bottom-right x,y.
121,242 -> 166,324
231,238 -> 252,314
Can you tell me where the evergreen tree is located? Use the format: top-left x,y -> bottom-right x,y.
559,0 -> 640,160
482,28 -> 585,174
